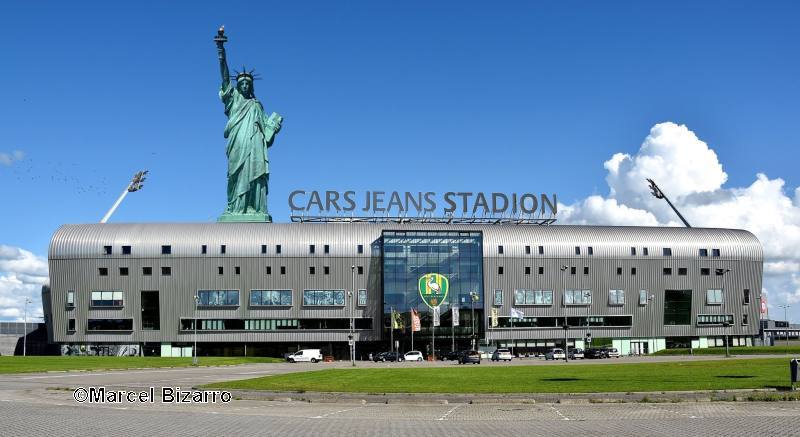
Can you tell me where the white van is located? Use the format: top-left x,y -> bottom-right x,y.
287,349 -> 323,363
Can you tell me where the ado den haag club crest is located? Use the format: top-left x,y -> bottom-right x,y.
418,273 -> 449,309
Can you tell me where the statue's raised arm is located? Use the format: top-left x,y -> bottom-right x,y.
214,26 -> 230,87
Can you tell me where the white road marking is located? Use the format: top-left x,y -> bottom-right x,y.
310,406 -> 364,419
437,403 -> 464,420
549,404 -> 571,421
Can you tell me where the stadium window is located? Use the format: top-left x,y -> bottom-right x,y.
121,245 -> 131,255
66,290 -> 75,308
266,266 -> 272,275
494,289 -> 503,306
584,266 -> 589,275
218,266 -> 224,275
498,245 -> 504,254
699,249 -> 708,257
570,266 -> 576,275
357,244 -> 364,254
235,266 -> 241,275
524,266 -> 531,275
639,290 -> 648,305
706,289 -> 723,304
742,314 -> 749,325
498,266 -> 504,275
220,245 -> 226,254
261,244 -> 267,254
67,319 -> 76,332
678,267 -> 687,276
142,266 -> 152,276
280,266 -> 286,275
161,245 -> 171,255
588,246 -> 593,255
743,289 -> 751,305
324,244 -> 330,254
643,247 -> 649,256
608,289 -> 625,305
276,245 -> 282,254
701,268 -> 710,276
663,267 -> 672,275
161,266 -> 171,276
309,244 -> 315,254
631,247 -> 636,256
538,246 -> 544,255
98,267 -> 108,276
631,267 -> 637,276
663,248 -> 672,256
103,245 -> 112,255
309,266 -> 315,275
201,245 -> 207,254
119,267 -> 129,276
324,266 -> 330,275
575,246 -> 581,255
358,266 -> 364,275
712,248 -> 721,257
358,289 -> 367,306
525,245 -> 531,255
616,267 -> 622,275
538,266 -> 544,275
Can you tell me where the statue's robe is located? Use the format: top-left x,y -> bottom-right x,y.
219,81 -> 278,215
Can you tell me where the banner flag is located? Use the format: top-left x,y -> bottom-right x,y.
491,307 -> 498,327
510,307 -> 524,319
391,310 -> 403,329
433,306 -> 441,327
451,306 -> 459,326
411,309 -> 421,332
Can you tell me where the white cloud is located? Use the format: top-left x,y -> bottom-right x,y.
0,246 -> 46,322
0,150 -> 24,166
561,121 -> 800,321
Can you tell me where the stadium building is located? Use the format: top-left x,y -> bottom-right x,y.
43,222 -> 763,357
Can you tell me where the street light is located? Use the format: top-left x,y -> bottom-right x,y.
23,298 -> 32,357
193,295 -> 199,365
350,265 -> 356,367
778,304 -> 791,349
716,268 -> 732,358
469,291 -> 479,350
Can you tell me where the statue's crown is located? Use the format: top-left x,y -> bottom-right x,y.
234,65 -> 261,82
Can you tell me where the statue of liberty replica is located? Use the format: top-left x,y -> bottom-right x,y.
215,26 -> 282,222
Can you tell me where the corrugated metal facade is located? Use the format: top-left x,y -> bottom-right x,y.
47,223 -> 763,347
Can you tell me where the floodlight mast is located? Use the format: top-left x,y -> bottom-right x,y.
646,178 -> 691,228
100,170 -> 148,223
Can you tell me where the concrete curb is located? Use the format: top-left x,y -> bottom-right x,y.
217,387 -> 782,405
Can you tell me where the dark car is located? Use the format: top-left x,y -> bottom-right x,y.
584,348 -> 607,359
458,350 -> 481,364
441,350 -> 462,361
373,351 -> 404,362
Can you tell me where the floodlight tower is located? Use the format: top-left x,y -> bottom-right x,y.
646,179 -> 691,228
100,170 -> 148,223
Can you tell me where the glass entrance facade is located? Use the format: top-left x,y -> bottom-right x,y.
382,230 -> 484,353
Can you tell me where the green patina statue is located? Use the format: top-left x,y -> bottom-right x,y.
215,26 -> 282,222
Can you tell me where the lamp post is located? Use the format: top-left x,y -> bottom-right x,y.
193,295 -> 199,365
350,265 -> 356,367
778,304 -> 791,349
469,291 -> 478,350
23,298 -> 31,357
716,268 -> 732,358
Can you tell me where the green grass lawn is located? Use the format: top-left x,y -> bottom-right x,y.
0,356 -> 283,374
205,358 -> 791,394
654,346 -> 800,356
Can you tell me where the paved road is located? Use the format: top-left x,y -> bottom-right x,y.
0,356 -> 797,436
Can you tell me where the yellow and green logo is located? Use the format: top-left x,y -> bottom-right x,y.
418,273 -> 449,309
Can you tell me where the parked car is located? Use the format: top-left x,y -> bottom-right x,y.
584,348 -> 606,359
491,348 -> 513,362
458,350 -> 481,364
287,349 -> 323,363
404,350 -> 425,361
441,350 -> 462,361
602,347 -> 621,358
545,348 -> 566,360
568,348 -> 585,359
373,351 -> 404,362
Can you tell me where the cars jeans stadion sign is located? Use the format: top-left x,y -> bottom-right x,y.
288,190 -> 558,216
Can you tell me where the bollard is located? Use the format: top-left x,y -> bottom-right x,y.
791,359 -> 799,391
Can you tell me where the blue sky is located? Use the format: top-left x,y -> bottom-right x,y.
2,1 -> 800,321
